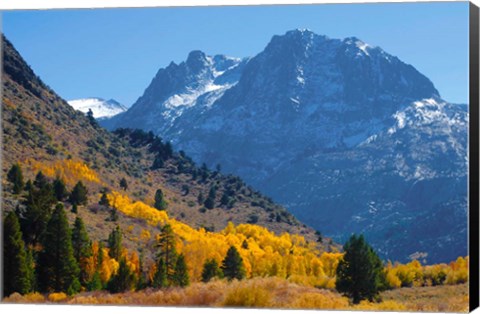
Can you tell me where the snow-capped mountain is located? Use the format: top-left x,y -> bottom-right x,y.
103,29 -> 468,263
68,97 -> 127,119
102,52 -> 247,131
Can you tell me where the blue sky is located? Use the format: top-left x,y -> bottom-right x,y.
2,2 -> 470,106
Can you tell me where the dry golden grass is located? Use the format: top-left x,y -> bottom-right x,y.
381,283 -> 469,312
3,278 -> 469,312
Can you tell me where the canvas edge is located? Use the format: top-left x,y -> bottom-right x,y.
469,1 -> 480,312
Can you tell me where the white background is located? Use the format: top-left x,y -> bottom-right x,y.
0,1 -> 478,314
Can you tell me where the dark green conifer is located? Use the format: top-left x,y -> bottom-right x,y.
87,271 -> 102,291
107,225 -> 123,260
33,171 -> 48,189
155,224 -> 177,284
221,246 -> 246,280
204,185 -> 217,209
154,188 -> 168,211
99,191 -> 110,207
71,217 -> 92,285
119,178 -> 128,191
53,177 -> 68,201
3,211 -> 32,296
152,258 -> 168,288
336,234 -> 386,304
69,181 -> 88,206
173,254 -> 189,287
201,258 -> 223,282
37,203 -> 80,294
19,179 -> 56,245
106,257 -> 136,293
7,163 -> 24,194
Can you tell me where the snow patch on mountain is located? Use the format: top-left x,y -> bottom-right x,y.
68,98 -> 127,119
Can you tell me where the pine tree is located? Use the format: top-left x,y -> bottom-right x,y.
119,178 -> 128,191
3,211 -> 32,296
72,217 -> 93,285
152,258 -> 168,288
7,163 -> 24,195
107,257 -> 136,293
204,185 -> 216,209
173,254 -> 189,287
37,203 -> 80,294
201,258 -> 223,282
87,271 -> 102,291
25,246 -> 36,291
97,242 -> 105,270
108,225 -> 123,260
154,188 -> 168,211
53,177 -> 68,201
24,179 -> 33,192
197,192 -> 204,205
221,246 -> 246,280
86,108 -> 98,127
99,191 -> 110,207
336,234 -> 386,304
18,179 -> 56,245
136,252 -> 147,290
69,181 -> 88,206
155,224 -> 177,285
33,171 -> 49,189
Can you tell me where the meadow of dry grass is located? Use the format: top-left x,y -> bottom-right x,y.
4,277 -> 469,312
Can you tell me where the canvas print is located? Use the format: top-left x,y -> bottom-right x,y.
1,1 -> 477,312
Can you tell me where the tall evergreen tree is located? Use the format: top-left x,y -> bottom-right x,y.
71,217 -> 93,285
87,271 -> 102,291
108,225 -> 123,260
3,211 -> 32,296
336,234 -> 386,304
7,163 -> 24,194
152,258 -> 168,288
25,246 -> 36,292
106,257 -> 136,293
136,252 -> 147,290
69,181 -> 88,206
201,258 -> 223,282
53,177 -> 68,201
154,188 -> 168,211
204,185 -> 217,209
97,242 -> 105,270
155,224 -> 177,284
173,254 -> 189,287
37,204 -> 80,294
18,179 -> 56,245
33,171 -> 49,189
221,246 -> 246,280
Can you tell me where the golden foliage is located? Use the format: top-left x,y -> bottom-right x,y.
385,257 -> 469,289
107,191 -> 343,284
25,159 -> 100,185
47,292 -> 68,302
